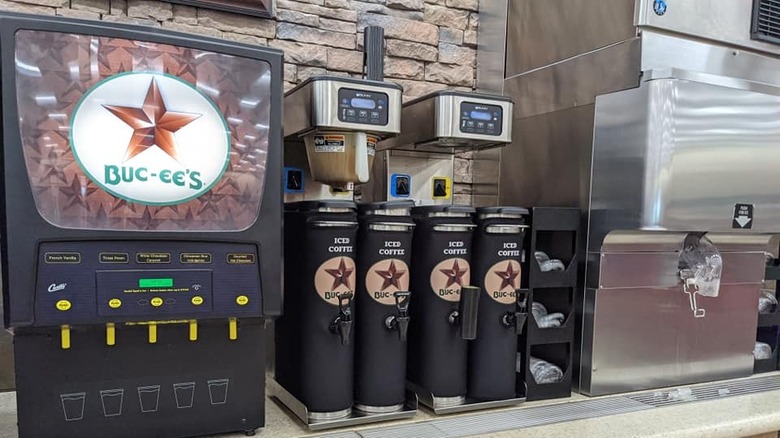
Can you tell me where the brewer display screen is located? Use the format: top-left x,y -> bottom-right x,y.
469,111 -> 492,121
337,88 -> 389,125
350,98 -> 376,109
459,101 -> 503,136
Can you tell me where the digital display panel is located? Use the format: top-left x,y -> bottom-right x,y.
350,98 -> 376,110
138,278 -> 174,288
469,110 -> 492,121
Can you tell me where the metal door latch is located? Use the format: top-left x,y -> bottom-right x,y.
680,269 -> 706,318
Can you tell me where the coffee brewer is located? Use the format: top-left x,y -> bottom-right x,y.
0,12 -> 282,438
364,91 -> 523,413
274,28 -> 410,427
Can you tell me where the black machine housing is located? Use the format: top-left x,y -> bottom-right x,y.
0,12 -> 282,438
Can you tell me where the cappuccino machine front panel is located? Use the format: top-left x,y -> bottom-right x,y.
0,13 -> 282,438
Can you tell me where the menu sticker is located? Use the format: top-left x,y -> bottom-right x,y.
313,135 -> 346,153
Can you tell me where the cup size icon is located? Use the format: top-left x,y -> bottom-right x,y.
173,382 -> 196,409
60,392 -> 86,421
100,389 -> 124,417
137,385 -> 161,413
207,379 -> 229,405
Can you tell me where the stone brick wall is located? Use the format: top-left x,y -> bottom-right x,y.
0,0 -> 479,203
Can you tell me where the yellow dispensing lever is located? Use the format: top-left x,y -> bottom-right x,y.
189,320 -> 198,342
106,323 -> 116,346
229,318 -> 237,341
148,322 -> 157,344
60,325 -> 70,350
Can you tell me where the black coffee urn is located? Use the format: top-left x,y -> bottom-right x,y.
467,207 -> 529,401
407,205 -> 479,407
276,201 -> 358,420
354,201 -> 415,413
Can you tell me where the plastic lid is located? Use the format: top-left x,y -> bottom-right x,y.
285,200 -> 357,212
476,206 -> 529,215
358,200 -> 415,214
412,204 -> 476,216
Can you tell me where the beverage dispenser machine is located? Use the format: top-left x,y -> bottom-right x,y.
0,12 -> 282,437
274,72 -> 414,430
367,91 -> 513,206
366,92 -> 526,414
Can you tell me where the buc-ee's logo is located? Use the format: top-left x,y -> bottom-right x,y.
70,72 -> 230,205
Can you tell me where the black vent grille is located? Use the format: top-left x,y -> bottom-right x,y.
752,0 -> 780,45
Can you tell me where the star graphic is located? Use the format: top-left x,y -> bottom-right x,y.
325,258 -> 354,290
103,77 -> 201,163
375,260 -> 406,291
439,260 -> 468,288
494,262 -> 520,290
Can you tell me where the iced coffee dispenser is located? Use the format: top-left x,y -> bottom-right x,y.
275,66 -> 406,428
363,91 -> 522,413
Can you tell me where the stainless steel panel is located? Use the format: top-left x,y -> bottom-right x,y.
505,0 -> 637,78
503,38 -> 641,119
498,105 -> 595,209
475,0 -> 508,93
284,78 -> 402,137
637,0 -> 780,57
601,230 -> 780,255
471,148 -> 501,207
378,94 -> 513,152
583,283 -> 759,396
589,76 -> 780,250
641,32 -> 780,89
599,251 -> 767,289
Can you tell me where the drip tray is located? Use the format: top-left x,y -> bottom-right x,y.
407,382 -> 524,415
270,380 -> 418,431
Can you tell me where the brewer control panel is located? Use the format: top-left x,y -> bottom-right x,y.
337,88 -> 390,126
459,102 -> 503,136
35,241 -> 262,326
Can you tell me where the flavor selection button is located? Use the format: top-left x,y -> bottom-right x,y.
108,298 -> 122,309
136,253 -> 171,264
227,253 -> 256,264
56,300 -> 72,311
45,252 -> 81,264
180,253 -> 212,264
191,296 -> 204,306
236,295 -> 249,306
150,297 -> 164,307
99,252 -> 129,264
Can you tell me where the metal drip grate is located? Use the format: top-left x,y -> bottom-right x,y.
311,375 -> 780,438
752,0 -> 780,44
627,375 -> 780,408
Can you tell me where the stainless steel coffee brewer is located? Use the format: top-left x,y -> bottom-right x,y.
365,92 -> 523,413
274,28 -> 412,431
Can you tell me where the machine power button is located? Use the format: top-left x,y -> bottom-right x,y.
192,296 -> 204,306
56,300 -> 71,311
236,295 -> 249,306
150,297 -> 163,307
108,298 -> 122,309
